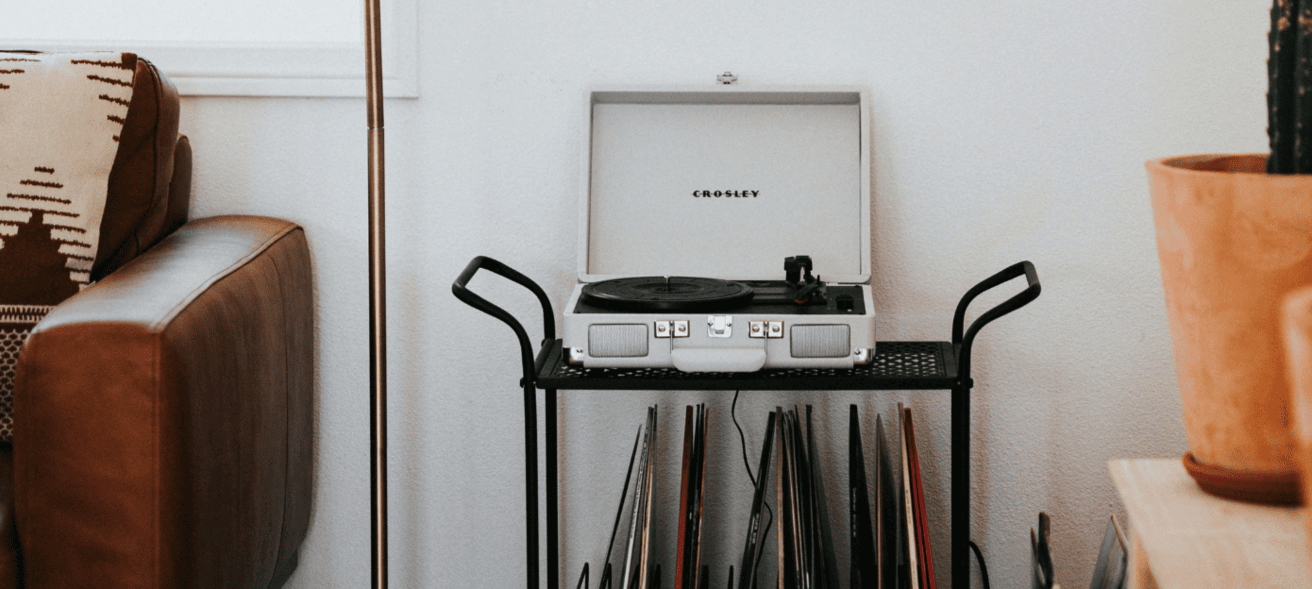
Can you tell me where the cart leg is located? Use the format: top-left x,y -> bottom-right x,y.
952,385 -> 971,589
548,388 -> 559,589
525,382 -> 540,589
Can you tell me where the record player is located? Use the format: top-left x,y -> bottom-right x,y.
562,84 -> 874,372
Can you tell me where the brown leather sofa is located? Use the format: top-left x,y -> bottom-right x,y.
1,54 -> 312,588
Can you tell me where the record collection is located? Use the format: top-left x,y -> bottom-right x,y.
774,405 -> 839,589
575,403 -> 942,589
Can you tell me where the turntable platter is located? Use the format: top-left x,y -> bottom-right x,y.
580,276 -> 754,312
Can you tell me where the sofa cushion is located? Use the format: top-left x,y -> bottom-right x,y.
94,54 -> 184,280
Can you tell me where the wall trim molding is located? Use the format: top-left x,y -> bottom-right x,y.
6,0 -> 417,98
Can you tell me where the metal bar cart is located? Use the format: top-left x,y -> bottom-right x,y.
453,257 -> 1041,589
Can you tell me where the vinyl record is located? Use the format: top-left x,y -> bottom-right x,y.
581,276 -> 754,312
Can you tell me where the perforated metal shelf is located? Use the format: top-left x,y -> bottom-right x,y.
534,339 -> 958,390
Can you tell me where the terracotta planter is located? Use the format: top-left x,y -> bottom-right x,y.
1283,287 -> 1312,513
1147,154 -> 1312,504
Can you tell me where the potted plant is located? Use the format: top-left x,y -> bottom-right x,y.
1146,0 -> 1312,504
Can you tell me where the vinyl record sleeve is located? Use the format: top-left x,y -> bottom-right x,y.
850,406 -> 876,589
622,408 -> 655,589
807,407 -> 839,589
873,415 -> 884,589
690,406 -> 708,589
778,410 -> 797,589
903,406 -> 935,589
898,404 -> 919,589
637,409 -> 659,589
1088,515 -> 1127,589
786,411 -> 811,587
676,407 -> 694,589
875,415 -> 900,589
602,426 -> 643,586
737,411 -> 776,589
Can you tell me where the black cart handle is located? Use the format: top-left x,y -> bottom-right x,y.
951,260 -> 1041,381
452,256 -> 556,385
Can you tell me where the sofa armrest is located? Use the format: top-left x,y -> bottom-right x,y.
13,215 -> 313,589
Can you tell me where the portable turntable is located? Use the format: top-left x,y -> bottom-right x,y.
562,85 -> 875,372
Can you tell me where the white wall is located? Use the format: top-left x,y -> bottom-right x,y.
175,1 -> 1270,587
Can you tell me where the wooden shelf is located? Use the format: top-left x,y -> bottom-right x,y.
1108,458 -> 1311,589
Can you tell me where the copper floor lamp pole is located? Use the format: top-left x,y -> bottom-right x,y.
364,0 -> 388,587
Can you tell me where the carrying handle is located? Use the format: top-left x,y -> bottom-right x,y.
951,261 -> 1041,381
452,255 -> 556,387
452,256 -> 556,589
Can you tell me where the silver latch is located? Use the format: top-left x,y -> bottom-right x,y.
717,71 -> 738,85
749,320 -> 784,339
655,320 -> 690,338
708,315 -> 733,338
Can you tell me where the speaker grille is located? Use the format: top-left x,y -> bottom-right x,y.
790,325 -> 850,358
588,324 -> 649,358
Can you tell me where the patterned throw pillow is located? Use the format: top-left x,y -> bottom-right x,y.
0,52 -> 135,440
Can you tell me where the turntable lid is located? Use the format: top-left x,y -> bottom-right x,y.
579,86 -> 871,284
